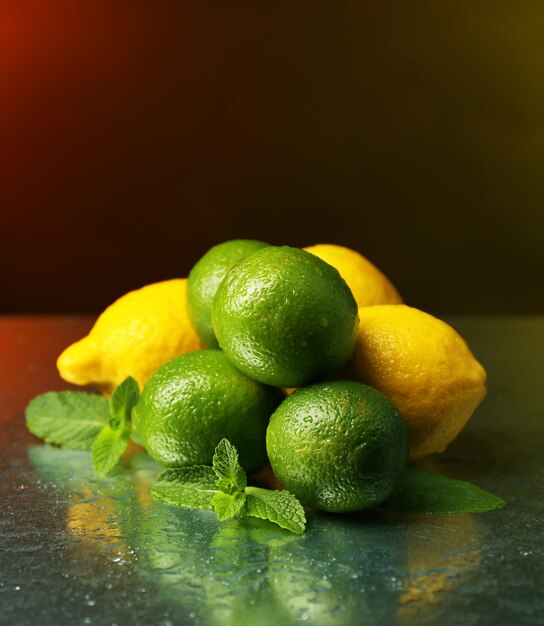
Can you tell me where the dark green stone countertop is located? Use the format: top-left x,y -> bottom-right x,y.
1,316 -> 542,625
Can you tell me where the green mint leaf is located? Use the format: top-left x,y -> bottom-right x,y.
382,466 -> 506,514
245,486 -> 306,534
25,391 -> 109,449
212,491 -> 247,521
151,466 -> 219,510
91,422 -> 131,476
212,438 -> 247,494
109,376 -> 139,427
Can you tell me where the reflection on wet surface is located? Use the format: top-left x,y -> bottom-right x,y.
1,317 -> 544,625
0,443 -> 516,626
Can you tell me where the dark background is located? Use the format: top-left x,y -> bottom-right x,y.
1,2 -> 544,315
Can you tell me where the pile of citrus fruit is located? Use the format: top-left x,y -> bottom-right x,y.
57,241 -> 487,513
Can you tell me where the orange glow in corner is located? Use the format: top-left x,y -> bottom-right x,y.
0,2 -> 223,218
0,3 -> 258,313
0,3 -> 143,182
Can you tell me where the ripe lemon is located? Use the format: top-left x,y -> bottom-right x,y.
212,246 -> 359,388
343,305 -> 487,460
304,244 -> 403,307
57,279 -> 204,394
266,380 -> 408,513
132,349 -> 282,472
187,239 -> 268,348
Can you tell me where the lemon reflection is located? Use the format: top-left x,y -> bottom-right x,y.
394,513 -> 482,624
28,446 -> 125,551
66,487 -> 124,543
27,445 -> 138,578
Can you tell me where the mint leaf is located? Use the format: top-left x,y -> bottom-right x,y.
151,466 -> 219,510
25,391 -> 109,449
212,491 -> 247,521
213,438 -> 247,493
92,423 -> 131,476
149,441 -> 307,535
382,466 -> 506,514
109,376 -> 139,426
245,486 -> 306,534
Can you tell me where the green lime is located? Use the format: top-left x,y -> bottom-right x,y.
187,239 -> 269,347
266,380 -> 408,512
132,349 -> 282,472
212,246 -> 359,387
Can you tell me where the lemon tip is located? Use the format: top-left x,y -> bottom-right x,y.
56,338 -> 98,385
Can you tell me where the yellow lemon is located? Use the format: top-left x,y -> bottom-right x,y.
57,279 -> 204,394
343,305 -> 487,460
304,244 -> 403,307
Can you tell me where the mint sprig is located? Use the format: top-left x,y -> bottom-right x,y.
92,376 -> 139,476
151,439 -> 307,534
382,466 -> 506,514
25,376 -> 139,476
